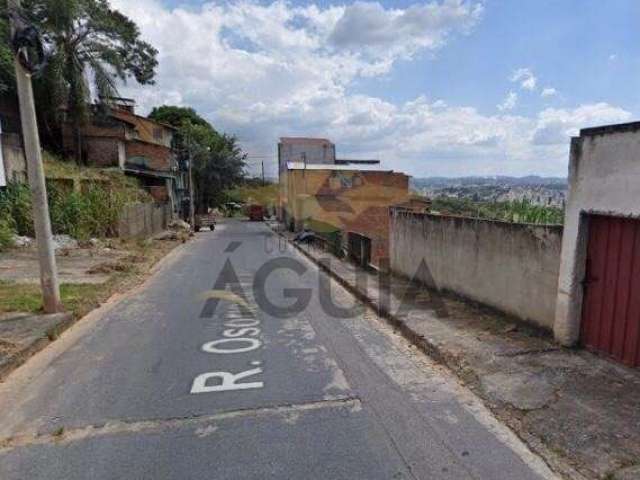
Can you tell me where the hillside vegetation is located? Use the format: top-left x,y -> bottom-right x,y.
225,182 -> 278,209
0,153 -> 151,249
430,197 -> 564,225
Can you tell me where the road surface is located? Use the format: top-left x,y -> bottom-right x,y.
0,220 -> 557,479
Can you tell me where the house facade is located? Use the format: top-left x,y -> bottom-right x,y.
62,99 -> 187,216
278,137 -> 410,266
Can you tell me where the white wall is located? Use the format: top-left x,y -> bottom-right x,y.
555,124 -> 640,345
391,210 -> 563,330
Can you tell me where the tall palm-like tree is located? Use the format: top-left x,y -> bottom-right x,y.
22,0 -> 158,162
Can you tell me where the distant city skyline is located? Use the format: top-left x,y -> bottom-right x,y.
112,0 -> 639,178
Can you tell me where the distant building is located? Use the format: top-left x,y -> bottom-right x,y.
278,137 -> 410,266
278,137 -> 336,170
62,98 -> 187,215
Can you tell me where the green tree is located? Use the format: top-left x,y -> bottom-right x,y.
0,12 -> 14,95
148,105 -> 211,131
149,106 -> 247,212
17,0 -> 158,159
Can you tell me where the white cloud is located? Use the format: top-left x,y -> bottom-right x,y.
109,0 -> 632,177
329,0 -> 483,59
532,103 -> 632,146
540,87 -> 557,98
510,67 -> 537,91
497,91 -> 518,111
609,53 -> 618,61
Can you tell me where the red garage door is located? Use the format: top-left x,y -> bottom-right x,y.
582,215 -> 640,367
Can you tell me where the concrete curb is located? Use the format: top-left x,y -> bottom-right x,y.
0,237 -> 192,384
271,226 -> 460,375
0,312 -> 72,383
270,224 -> 588,480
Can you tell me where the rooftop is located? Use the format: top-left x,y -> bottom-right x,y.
580,120 -> 640,137
286,161 -> 397,173
279,137 -> 333,145
335,158 -> 380,165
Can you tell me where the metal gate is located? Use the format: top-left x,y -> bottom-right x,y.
581,215 -> 640,366
347,232 -> 371,268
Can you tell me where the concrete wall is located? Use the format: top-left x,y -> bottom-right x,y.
278,138 -> 335,172
117,202 -> 171,239
555,123 -> 640,345
0,133 -> 27,183
390,210 -> 563,330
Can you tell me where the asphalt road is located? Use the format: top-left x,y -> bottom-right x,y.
0,220 -> 557,480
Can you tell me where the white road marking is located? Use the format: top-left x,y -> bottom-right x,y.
191,368 -> 264,393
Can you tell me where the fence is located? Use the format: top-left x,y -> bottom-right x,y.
117,202 -> 172,239
390,209 -> 563,330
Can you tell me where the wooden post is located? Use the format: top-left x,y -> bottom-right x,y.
9,0 -> 62,312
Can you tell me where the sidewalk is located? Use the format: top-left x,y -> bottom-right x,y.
0,230 -> 190,384
0,312 -> 72,381
277,227 -> 640,480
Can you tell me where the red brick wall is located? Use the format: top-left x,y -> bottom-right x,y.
125,141 -> 172,171
283,168 -> 410,266
343,204 -> 392,266
85,137 -> 120,167
148,185 -> 169,202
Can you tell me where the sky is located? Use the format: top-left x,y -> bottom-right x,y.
110,0 -> 640,178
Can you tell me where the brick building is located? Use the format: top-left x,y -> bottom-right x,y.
278,137 -> 410,266
62,99 -> 187,214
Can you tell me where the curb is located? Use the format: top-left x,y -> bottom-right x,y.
0,312 -> 72,383
0,237 -> 192,384
271,224 -> 585,480
271,226 -> 453,371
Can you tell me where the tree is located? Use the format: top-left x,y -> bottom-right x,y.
0,14 -> 14,95
20,0 -> 158,160
149,105 -> 247,213
148,105 -> 211,131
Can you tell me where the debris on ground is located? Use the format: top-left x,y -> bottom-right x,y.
86,261 -> 131,275
11,235 -> 33,248
168,219 -> 191,231
52,234 -> 79,250
154,230 -> 179,241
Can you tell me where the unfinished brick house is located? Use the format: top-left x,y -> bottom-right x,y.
62,98 -> 187,214
278,137 -> 410,267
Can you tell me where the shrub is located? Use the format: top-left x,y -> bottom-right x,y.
0,182 -> 33,236
48,181 -> 137,240
431,197 -> 564,225
0,217 -> 14,250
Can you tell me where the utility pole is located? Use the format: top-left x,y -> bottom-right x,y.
9,0 -> 62,313
261,160 -> 265,186
187,141 -> 195,230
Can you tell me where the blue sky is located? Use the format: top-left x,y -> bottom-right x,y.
114,0 -> 639,178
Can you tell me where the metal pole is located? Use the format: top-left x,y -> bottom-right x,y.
9,0 -> 62,313
261,160 -> 265,185
188,141 -> 195,230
